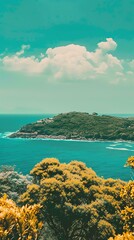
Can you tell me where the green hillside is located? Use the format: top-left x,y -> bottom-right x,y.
9,112 -> 134,141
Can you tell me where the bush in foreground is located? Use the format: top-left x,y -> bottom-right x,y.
0,157 -> 134,240
0,194 -> 43,240
20,158 -> 125,240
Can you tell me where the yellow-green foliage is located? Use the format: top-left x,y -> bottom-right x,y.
125,156 -> 134,169
120,181 -> 134,232
0,194 -> 43,240
119,156 -> 134,233
109,156 -> 134,239
20,158 -> 125,240
109,232 -> 134,240
1,157 -> 133,240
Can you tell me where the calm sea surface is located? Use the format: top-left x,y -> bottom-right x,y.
0,114 -> 134,181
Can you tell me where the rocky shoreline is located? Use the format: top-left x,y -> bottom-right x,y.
9,131 -> 91,140
9,131 -> 67,140
9,131 -> 130,142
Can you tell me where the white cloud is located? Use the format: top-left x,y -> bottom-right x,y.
0,38 -> 133,83
98,38 -> 117,51
16,44 -> 30,56
129,60 -> 134,69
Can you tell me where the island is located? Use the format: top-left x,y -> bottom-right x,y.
9,112 -> 134,141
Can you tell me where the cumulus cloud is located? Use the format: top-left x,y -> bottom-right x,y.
98,38 -> 117,51
0,38 -> 133,83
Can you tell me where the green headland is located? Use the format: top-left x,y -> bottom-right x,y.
9,112 -> 134,141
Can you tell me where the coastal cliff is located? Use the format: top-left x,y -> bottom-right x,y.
9,112 -> 134,141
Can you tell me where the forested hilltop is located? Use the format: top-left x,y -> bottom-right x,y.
10,112 -> 134,141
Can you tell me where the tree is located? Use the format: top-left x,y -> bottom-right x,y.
0,194 -> 43,240
19,158 -> 125,240
125,156 -> 134,169
109,156 -> 134,239
120,181 -> 134,232
125,156 -> 134,179
119,156 -> 134,233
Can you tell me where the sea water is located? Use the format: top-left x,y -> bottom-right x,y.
0,114 -> 134,181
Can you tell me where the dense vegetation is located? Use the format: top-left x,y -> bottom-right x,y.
0,156 -> 133,239
0,195 -> 43,240
10,112 -> 134,141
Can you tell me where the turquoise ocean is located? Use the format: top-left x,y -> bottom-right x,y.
0,114 -> 134,181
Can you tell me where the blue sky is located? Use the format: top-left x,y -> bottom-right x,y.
0,0 -> 134,114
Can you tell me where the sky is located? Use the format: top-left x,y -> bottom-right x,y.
0,0 -> 134,114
